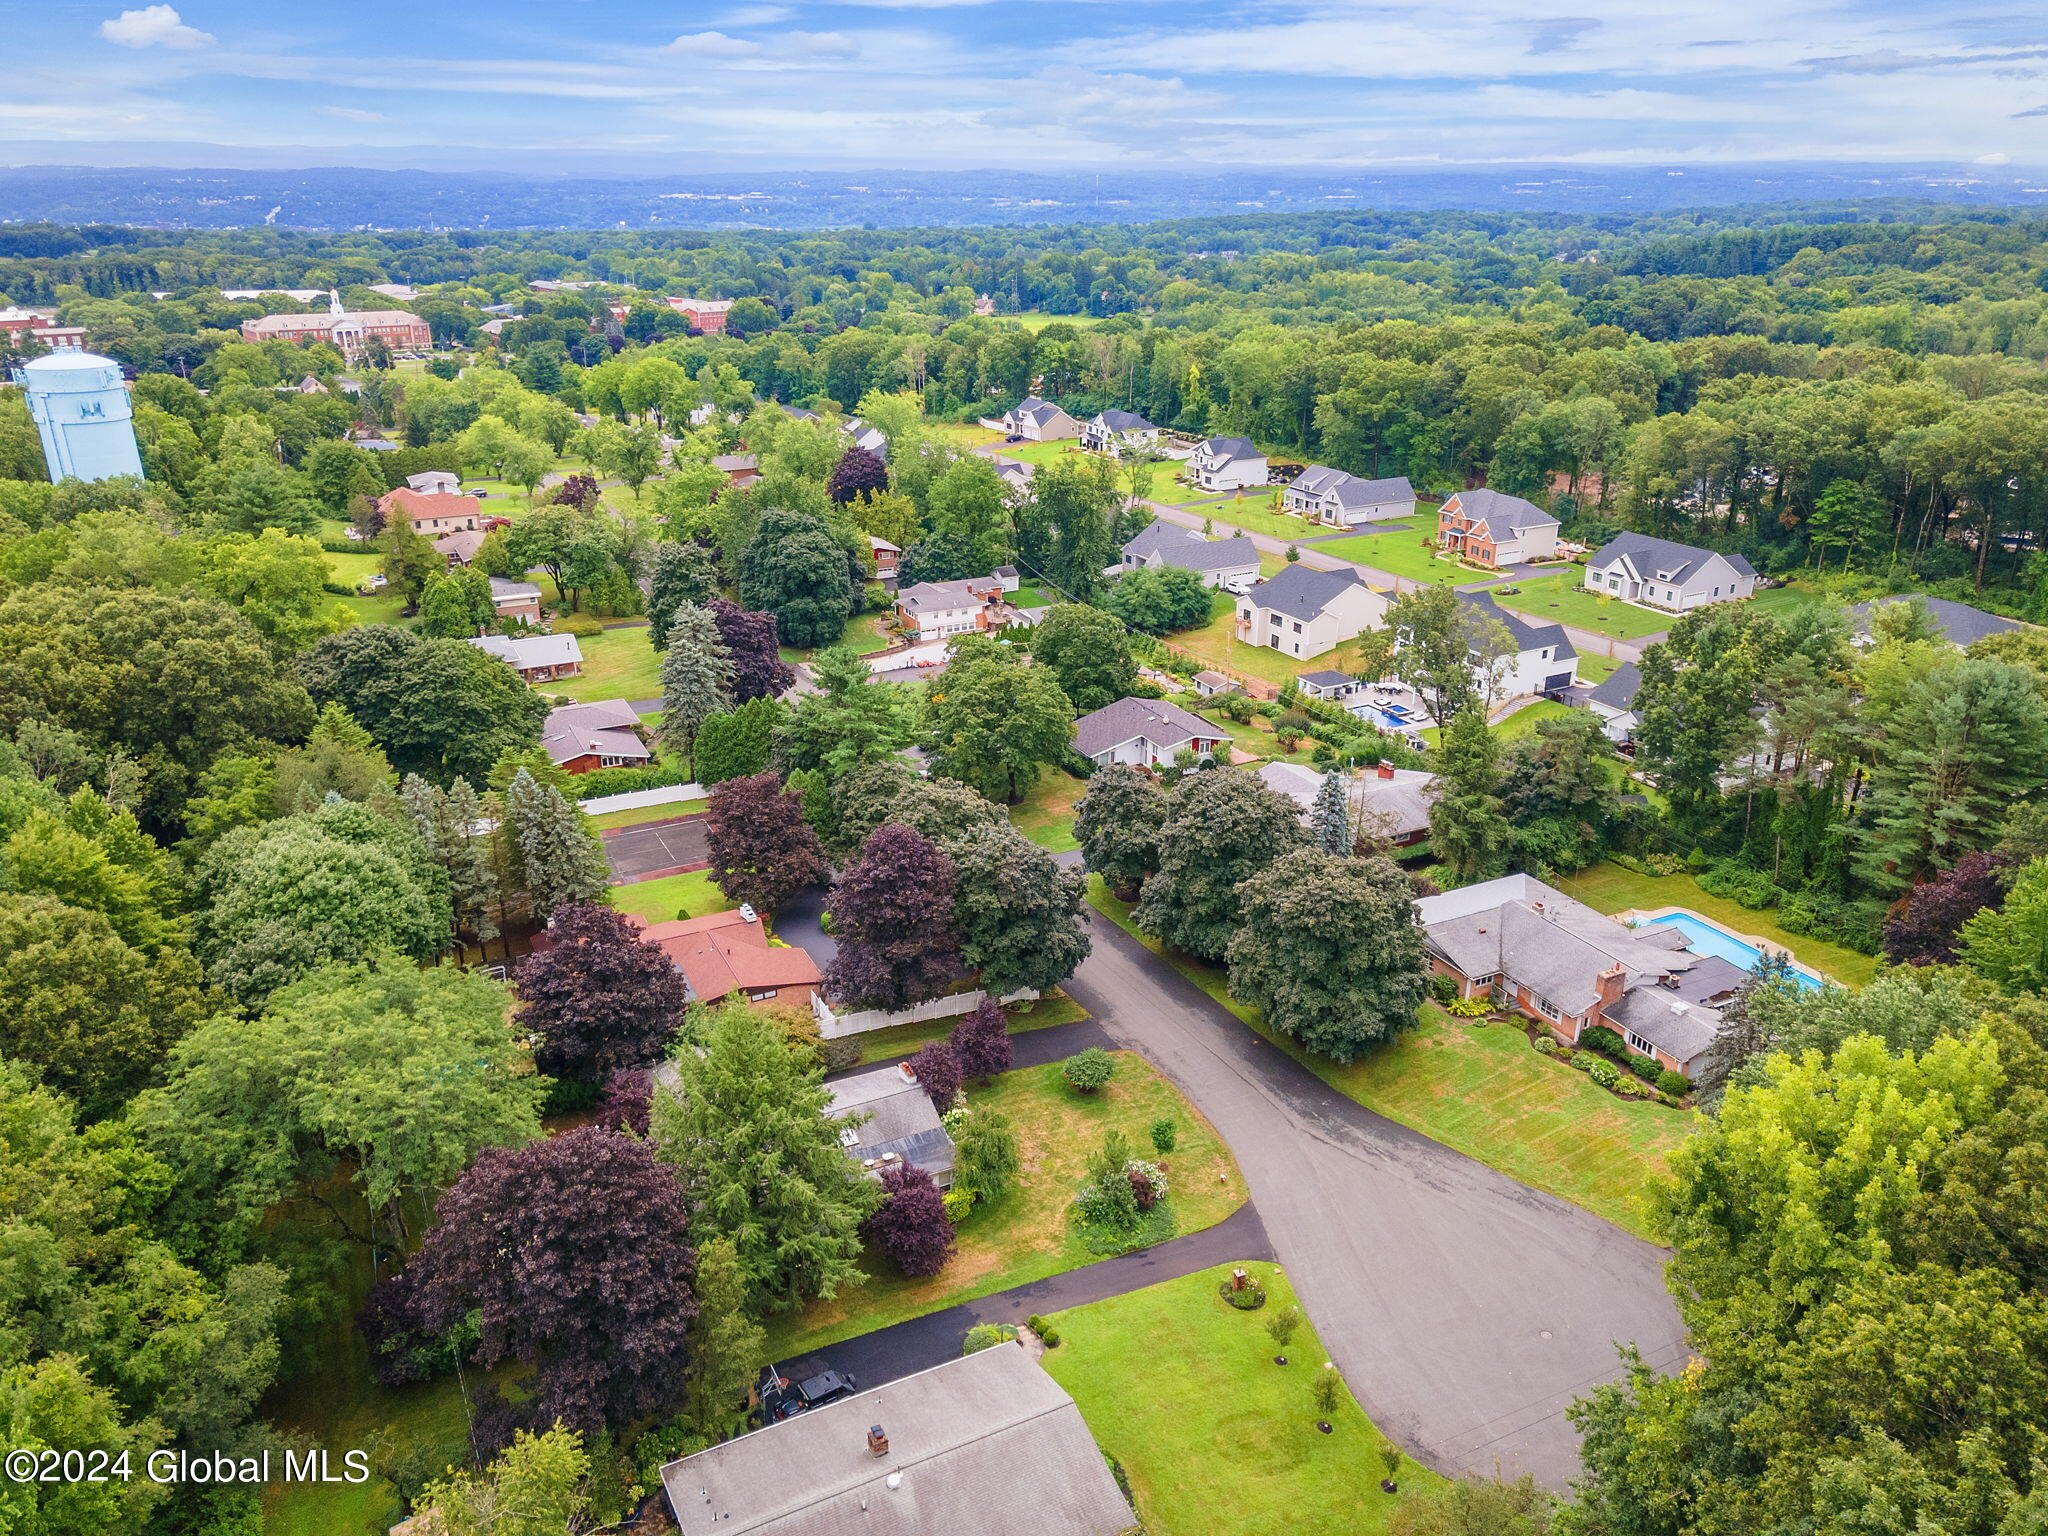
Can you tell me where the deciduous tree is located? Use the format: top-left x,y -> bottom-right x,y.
824,823 -> 963,1010
1074,763 -> 1166,899
944,822 -> 1091,995
949,997 -> 1013,1083
1133,770 -> 1305,962
862,1163 -> 955,1278
709,597 -> 797,701
1031,603 -> 1136,714
924,633 -> 1075,804
516,902 -> 687,1082
704,771 -> 829,914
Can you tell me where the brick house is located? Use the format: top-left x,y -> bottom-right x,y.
638,908 -> 823,1009
379,485 -> 483,537
1434,489 -> 1561,568
542,698 -> 653,773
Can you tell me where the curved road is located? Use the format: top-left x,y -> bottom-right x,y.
1063,910 -> 1687,1490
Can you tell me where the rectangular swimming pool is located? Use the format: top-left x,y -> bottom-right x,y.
1642,911 -> 1823,991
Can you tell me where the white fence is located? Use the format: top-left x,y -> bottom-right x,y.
579,783 -> 705,817
812,986 -> 1041,1040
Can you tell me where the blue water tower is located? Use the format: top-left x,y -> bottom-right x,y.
12,349 -> 145,483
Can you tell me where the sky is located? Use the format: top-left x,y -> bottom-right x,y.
3,0 -> 2047,170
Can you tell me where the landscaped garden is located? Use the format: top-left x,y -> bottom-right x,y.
760,1049 -> 1243,1358
1043,1261 -> 1429,1536
1493,571 -> 1678,640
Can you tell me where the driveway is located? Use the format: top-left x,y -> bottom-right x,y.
1063,913 -> 1686,1489
602,815 -> 709,882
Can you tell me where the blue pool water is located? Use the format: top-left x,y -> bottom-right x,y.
1643,912 -> 1823,990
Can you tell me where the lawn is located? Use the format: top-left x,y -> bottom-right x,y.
760,1049 -> 1244,1359
535,624 -> 664,704
1741,583 -> 1826,619
1555,861 -> 1880,986
1317,528 -> 1474,587
1044,1262 -> 1433,1536
1008,767 -> 1087,852
1086,878 -> 1691,1238
1010,583 -> 1055,610
610,868 -> 726,921
1175,494 -> 1324,539
1490,699 -> 1578,741
1575,652 -> 1623,683
1005,311 -> 1110,330
587,798 -> 709,831
850,991 -> 1089,1066
1493,571 -> 1677,641
1168,591 -> 1328,687
925,420 -> 1005,448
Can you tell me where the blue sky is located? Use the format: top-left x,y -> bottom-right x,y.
4,0 -> 2047,168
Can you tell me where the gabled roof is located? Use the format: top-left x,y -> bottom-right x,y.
489,575 -> 542,603
1194,435 -> 1261,461
1604,987 -> 1722,1068
1120,521 -> 1259,573
1845,594 -> 2022,648
1290,466 -> 1414,508
640,908 -> 821,1004
1244,562 -> 1369,623
1006,396 -> 1068,426
435,528 -> 486,563
1458,590 -> 1575,661
380,485 -> 482,522
896,576 -> 1002,613
1587,662 -> 1643,713
542,699 -> 651,766
826,1063 -> 956,1182
1073,696 -> 1214,758
467,632 -> 582,670
1091,409 -> 1155,432
1589,531 -> 1756,584
1257,760 -> 1438,840
1444,487 -> 1558,536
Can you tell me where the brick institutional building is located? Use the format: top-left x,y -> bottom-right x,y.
241,292 -> 430,360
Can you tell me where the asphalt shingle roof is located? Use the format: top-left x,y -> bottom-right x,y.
1073,696 -> 1215,758
1458,590 -> 1575,661
1244,562 -> 1368,622
1587,662 -> 1643,713
1120,521 -> 1259,573
1846,594 -> 2022,648
1290,466 -> 1414,509
1588,531 -> 1756,583
1446,487 -> 1558,535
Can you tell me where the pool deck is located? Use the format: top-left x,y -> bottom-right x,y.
1618,905 -> 1832,987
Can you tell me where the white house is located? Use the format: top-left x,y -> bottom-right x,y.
1186,436 -> 1268,493
1435,489 -> 1562,569
893,574 -> 1013,640
1458,591 -> 1577,702
1073,697 -> 1231,768
841,416 -> 889,461
1117,521 -> 1261,589
1585,662 -> 1643,745
1000,397 -> 1080,441
1283,468 -> 1416,527
1236,563 -> 1386,659
1078,409 -> 1162,456
1583,533 -> 1756,612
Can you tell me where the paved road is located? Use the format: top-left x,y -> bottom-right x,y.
799,1204 -> 1274,1389
602,815 -> 709,882
1063,912 -> 1686,1489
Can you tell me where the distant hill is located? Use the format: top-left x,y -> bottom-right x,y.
0,161 -> 2043,230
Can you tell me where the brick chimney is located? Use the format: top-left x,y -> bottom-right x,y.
1593,965 -> 1625,1017
1376,759 -> 1395,779
867,1425 -> 890,1458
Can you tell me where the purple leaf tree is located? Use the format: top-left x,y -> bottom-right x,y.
824,822 -> 964,1011
706,772 -> 829,914
949,998 -> 1013,1084
907,1040 -> 963,1111
515,902 -> 688,1081
861,1162 -> 956,1277
709,597 -> 798,702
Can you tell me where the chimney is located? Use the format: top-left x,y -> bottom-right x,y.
1376,759 -> 1395,779
1594,965 -> 1625,1014
867,1425 -> 890,1458
898,1062 -> 918,1083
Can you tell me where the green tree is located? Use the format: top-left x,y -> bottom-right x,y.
654,1004 -> 878,1313
738,508 -> 858,648
272,701 -> 395,811
646,541 -> 719,650
1031,603 -> 1137,713
1073,763 -> 1167,899
1228,849 -> 1428,1061
924,634 -> 1075,804
416,1425 -> 590,1536
778,645 -> 918,778
657,602 -> 737,767
1031,456 -> 1121,603
1959,857 -> 2048,993
944,823 -> 1091,994
1311,770 -> 1351,855
952,1107 -> 1021,1206
693,697 -> 785,786
1428,707 -> 1515,884
684,1236 -> 765,1436
1369,586 -> 1515,725
1134,769 -> 1306,962
503,768 -> 611,918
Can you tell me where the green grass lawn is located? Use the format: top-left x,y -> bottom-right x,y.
586,797 -> 709,831
1008,767 -> 1087,852
1741,583 -> 1826,619
610,868 -> 726,921
761,1050 -> 1244,1359
1010,583 -> 1055,610
1086,878 -> 1690,1238
1554,861 -> 1880,986
926,420 -> 1005,448
1168,592 -> 1329,687
850,991 -> 1088,1066
1044,1262 -> 1433,1536
1490,699 -> 1578,741
845,611 -> 896,654
1316,528 -> 1473,587
1006,311 -> 1110,330
1175,492 -> 1323,538
1575,652 -> 1623,682
1493,572 -> 1676,641
535,624 -> 664,704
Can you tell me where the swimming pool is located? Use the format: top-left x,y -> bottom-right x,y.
1641,911 -> 1824,991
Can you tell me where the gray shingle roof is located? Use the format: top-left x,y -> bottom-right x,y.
467,632 -> 583,670
1244,562 -> 1368,622
827,1064 -> 957,1184
1120,521 -> 1259,573
1290,466 -> 1413,509
1073,696 -> 1215,758
541,698 -> 650,766
1446,487 -> 1558,535
1093,409 -> 1155,431
1588,531 -> 1756,583
660,1344 -> 1133,1536
1587,662 -> 1642,713
1604,987 -> 1722,1068
1458,590 -> 1576,661
1257,760 -> 1437,840
1196,435 -> 1260,461
1298,670 -> 1354,687
1845,594 -> 2022,648
1008,397 -> 1067,427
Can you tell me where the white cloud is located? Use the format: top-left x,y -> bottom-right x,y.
316,105 -> 389,122
720,3 -> 793,21
99,5 -> 215,49
664,31 -> 762,57
786,31 -> 859,58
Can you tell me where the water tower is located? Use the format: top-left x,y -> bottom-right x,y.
12,349 -> 145,483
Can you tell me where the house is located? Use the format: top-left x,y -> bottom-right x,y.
1845,594 -> 2022,649
406,470 -> 460,496
893,575 -> 1014,640
542,699 -> 653,773
1186,436 -> 1268,493
1117,521 -> 1261,590
1295,670 -> 1361,702
1190,669 -> 1234,697
488,576 -> 544,624
1257,758 -> 1438,848
1283,467 -> 1416,527
1435,489 -> 1561,569
1458,591 -> 1577,700
973,293 -> 997,316
295,374 -> 328,395
379,486 -> 482,537
842,417 -> 889,461
712,453 -> 761,487
434,528 -> 486,566
1415,873 -> 1750,1078
825,1062 -> 957,1188
1585,662 -> 1643,744
1000,396 -> 1080,442
868,534 -> 901,586
466,632 -> 583,683
0,307 -> 60,347
658,1345 -> 1134,1536
1073,697 -> 1227,768
639,908 -> 823,1010
993,460 -> 1033,494
1078,409 -> 1161,456
1583,533 -> 1756,612
1236,564 -> 1387,659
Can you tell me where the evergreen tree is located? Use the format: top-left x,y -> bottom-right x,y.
646,542 -> 719,651
785,766 -> 835,839
657,602 -> 737,767
824,823 -> 963,1010
654,1004 -> 878,1313
1428,707 -> 1515,884
505,768 -> 610,917
1959,858 -> 2048,994
1134,770 -> 1306,962
705,772 -> 829,914
399,772 -> 502,953
944,823 -> 1091,995
683,1236 -> 764,1436
1311,771 -> 1351,856
1074,763 -> 1167,899
693,697 -> 786,786
778,644 -> 918,779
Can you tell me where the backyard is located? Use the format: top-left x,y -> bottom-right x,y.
1044,1262 -> 1429,1536
761,1049 -> 1244,1358
1493,571 -> 1676,641
1168,590 -> 1326,688
1008,766 -> 1087,852
610,868 -> 724,922
586,797 -> 708,832
534,623 -> 664,704
1086,879 -> 1692,1238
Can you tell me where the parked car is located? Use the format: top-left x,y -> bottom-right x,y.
757,1361 -> 858,1422
1005,434 -> 1024,443
1221,578 -> 1252,596
1492,585 -> 1520,595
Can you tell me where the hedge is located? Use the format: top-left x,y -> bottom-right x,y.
572,765 -> 696,801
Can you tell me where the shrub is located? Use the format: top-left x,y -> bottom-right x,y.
1061,1047 -> 1116,1093
1532,1036 -> 1563,1057
1429,974 -> 1459,1006
1613,1077 -> 1647,1098
1447,997 -> 1490,1018
962,1323 -> 1018,1356
1579,1025 -> 1624,1058
1656,1069 -> 1692,1097
819,1037 -> 860,1072
1585,1059 -> 1619,1088
1695,860 -> 1785,910
1569,1053 -> 1595,1073
1149,1116 -> 1178,1153
553,612 -> 605,637
1039,1328 -> 1061,1348
1026,1314 -> 1048,1334
1220,1275 -> 1268,1310
1126,1157 -> 1168,1211
1626,1052 -> 1661,1081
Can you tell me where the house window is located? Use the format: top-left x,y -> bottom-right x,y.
1533,993 -> 1559,1018
1292,621 -> 1303,633
1625,1029 -> 1658,1056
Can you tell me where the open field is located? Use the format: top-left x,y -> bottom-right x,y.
1005,311 -> 1111,329
1045,1262 -> 1433,1536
